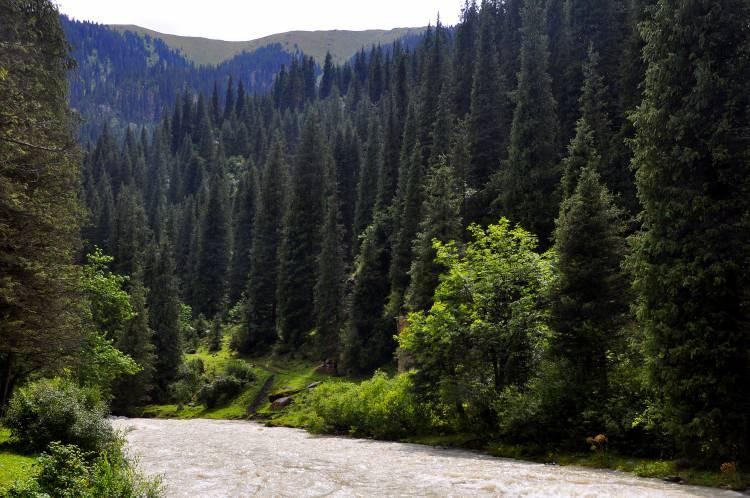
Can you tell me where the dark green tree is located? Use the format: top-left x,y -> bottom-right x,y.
276,118 -> 326,350
549,166 -> 626,434
111,273 -> 156,413
239,139 -> 286,355
631,0 -> 750,462
405,157 -> 464,312
148,243 -> 183,401
496,0 -> 559,245
195,171 -> 230,318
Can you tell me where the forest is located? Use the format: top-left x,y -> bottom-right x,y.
1,0 -> 750,494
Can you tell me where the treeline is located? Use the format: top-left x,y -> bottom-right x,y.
62,16 -> 302,140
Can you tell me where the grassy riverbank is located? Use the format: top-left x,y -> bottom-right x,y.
138,326 -> 327,419
0,428 -> 37,493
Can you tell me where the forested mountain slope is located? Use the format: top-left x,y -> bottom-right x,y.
110,24 -> 426,66
63,16 -> 424,139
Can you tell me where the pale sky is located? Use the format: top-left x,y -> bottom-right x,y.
55,0 -> 461,41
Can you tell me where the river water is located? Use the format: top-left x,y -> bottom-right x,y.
112,418 -> 740,497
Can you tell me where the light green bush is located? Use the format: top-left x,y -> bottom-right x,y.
4,378 -> 115,453
7,440 -> 163,497
299,372 -> 428,439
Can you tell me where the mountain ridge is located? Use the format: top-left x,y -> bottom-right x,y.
109,24 -> 426,66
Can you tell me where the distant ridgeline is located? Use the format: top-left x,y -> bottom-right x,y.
61,16 -> 426,141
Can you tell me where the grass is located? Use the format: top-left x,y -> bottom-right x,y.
140,325 -> 327,419
0,428 -> 37,493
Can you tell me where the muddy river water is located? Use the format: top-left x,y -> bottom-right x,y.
112,418 -> 741,497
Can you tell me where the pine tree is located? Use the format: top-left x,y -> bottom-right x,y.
406,157 -> 464,312
496,0 -> 559,245
313,161 -> 345,359
560,118 -> 599,200
239,138 -> 286,355
228,166 -> 255,305
467,0 -> 508,194
320,52 -> 336,99
149,243 -> 183,401
276,118 -> 326,350
342,212 -> 393,374
631,0 -> 750,462
353,117 -> 382,250
452,0 -> 479,118
208,316 -> 222,352
550,166 -> 625,434
112,272 -> 156,413
194,171 -> 230,318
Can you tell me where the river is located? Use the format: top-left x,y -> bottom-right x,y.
112,418 -> 740,497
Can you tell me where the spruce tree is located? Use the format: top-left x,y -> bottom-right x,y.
276,118 -> 326,350
320,52 -> 336,99
240,138 -> 286,355
550,166 -> 625,434
631,0 -> 750,461
112,272 -> 156,413
405,156 -> 464,312
342,212 -> 393,374
228,166 -> 255,305
195,171 -> 230,318
467,0 -> 508,194
149,243 -> 183,400
313,161 -> 345,359
496,0 -> 559,245
208,316 -> 222,352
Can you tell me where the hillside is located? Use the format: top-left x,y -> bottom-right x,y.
110,24 -> 426,66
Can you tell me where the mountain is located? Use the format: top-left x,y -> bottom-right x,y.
109,25 -> 426,66
62,16 -> 425,140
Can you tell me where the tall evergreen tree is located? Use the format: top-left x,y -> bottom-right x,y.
228,166 -> 255,305
467,0 -> 508,195
631,0 -> 750,462
148,243 -> 182,400
313,161 -> 345,359
194,171 -> 230,318
496,0 -> 559,244
112,272 -> 156,413
550,166 -> 625,435
405,157 -> 464,312
239,139 -> 286,355
276,118 -> 326,350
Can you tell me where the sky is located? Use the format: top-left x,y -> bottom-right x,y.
55,0 -> 462,41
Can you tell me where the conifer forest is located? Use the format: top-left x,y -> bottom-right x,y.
1,0 -> 750,494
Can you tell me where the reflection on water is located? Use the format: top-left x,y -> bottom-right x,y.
112,418 -> 739,498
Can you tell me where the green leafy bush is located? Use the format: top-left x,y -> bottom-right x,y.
295,372 -> 428,439
4,378 -> 115,453
224,360 -> 255,383
7,441 -> 163,497
197,376 -> 247,408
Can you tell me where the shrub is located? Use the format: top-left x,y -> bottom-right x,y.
7,441 -> 163,497
224,360 -> 255,383
169,359 -> 205,404
197,376 -> 246,408
4,378 -> 115,453
296,372 -> 428,439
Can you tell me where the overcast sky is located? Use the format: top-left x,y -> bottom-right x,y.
55,0 -> 461,41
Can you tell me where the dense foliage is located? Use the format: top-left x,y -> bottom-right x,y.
4,379 -> 114,453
